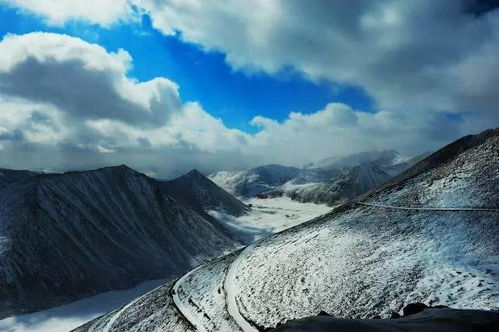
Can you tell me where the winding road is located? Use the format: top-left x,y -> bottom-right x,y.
223,244 -> 259,332
169,202 -> 498,331
100,293 -> 145,332
356,202 -> 499,212
171,244 -> 259,332
171,265 -> 208,332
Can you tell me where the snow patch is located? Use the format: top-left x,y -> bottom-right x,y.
0,279 -> 167,332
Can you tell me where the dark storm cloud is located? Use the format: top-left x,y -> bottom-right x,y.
0,128 -> 23,141
465,0 -> 499,16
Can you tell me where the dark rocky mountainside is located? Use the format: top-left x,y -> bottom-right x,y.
0,168 -> 37,185
166,169 -> 249,217
0,165 -> 242,318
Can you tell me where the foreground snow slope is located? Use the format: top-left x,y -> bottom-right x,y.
0,166 -> 240,319
0,278 -> 167,332
232,129 -> 498,328
74,280 -> 195,332
76,128 -> 498,331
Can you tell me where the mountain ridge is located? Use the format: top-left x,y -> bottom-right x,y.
0,165 -> 245,319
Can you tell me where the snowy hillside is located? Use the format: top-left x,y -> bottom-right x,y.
208,164 -> 301,197
0,165 -> 242,319
303,149 -> 407,170
0,196 -> 328,332
209,151 -> 422,205
76,128 -> 499,331
268,162 -> 394,206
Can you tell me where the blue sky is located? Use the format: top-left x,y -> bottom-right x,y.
0,5 -> 374,133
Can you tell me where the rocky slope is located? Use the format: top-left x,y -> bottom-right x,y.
76,128 -> 498,331
0,166 -> 242,319
166,169 -> 249,217
0,168 -> 37,185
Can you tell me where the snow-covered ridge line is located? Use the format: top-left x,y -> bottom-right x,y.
357,202 -> 499,212
0,165 -> 241,319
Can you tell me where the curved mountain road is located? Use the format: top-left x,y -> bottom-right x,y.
171,265 -> 208,332
170,202 -> 499,331
357,202 -> 499,212
223,244 -> 259,332
170,245 -> 259,331
100,293 -> 145,332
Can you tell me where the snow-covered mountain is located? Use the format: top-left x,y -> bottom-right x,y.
208,164 -> 302,197
208,151 -> 412,199
210,150 -> 423,206
303,149 -> 408,170
0,166 -> 245,319
76,128 -> 498,331
271,162 -> 394,205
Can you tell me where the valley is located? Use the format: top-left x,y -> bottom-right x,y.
0,196 -> 329,331
74,128 -> 499,331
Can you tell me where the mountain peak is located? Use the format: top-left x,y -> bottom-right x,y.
167,169 -> 248,216
103,164 -> 134,172
185,169 -> 205,178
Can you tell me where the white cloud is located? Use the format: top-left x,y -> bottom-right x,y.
0,32 -> 181,126
0,33 -> 252,174
4,1 -> 498,127
248,103 -> 461,166
1,0 -> 134,26
137,0 -> 499,126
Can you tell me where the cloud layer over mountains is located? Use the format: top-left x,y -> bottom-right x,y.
0,1 -> 498,176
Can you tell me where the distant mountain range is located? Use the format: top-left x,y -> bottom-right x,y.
0,168 -> 38,185
75,128 -> 499,331
209,150 -> 428,205
0,165 -> 247,318
209,164 -> 302,197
